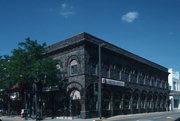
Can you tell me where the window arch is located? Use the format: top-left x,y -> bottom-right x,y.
56,64 -> 62,70
70,60 -> 78,75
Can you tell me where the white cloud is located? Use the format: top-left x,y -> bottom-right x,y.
121,12 -> 139,23
59,3 -> 74,18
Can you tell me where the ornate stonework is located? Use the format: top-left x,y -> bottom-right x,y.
47,32 -> 169,118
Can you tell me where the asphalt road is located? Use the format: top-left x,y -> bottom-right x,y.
106,111 -> 180,121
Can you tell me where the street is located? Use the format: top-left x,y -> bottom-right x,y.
0,111 -> 180,121
106,111 -> 180,121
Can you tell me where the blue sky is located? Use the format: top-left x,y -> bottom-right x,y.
0,0 -> 180,71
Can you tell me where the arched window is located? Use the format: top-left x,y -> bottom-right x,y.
102,65 -> 109,78
70,60 -> 78,75
56,60 -> 63,71
56,64 -> 62,70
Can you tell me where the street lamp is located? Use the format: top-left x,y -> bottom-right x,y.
98,43 -> 106,119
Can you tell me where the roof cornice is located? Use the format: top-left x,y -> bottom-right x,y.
46,32 -> 168,73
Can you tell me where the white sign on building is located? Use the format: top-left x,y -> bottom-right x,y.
102,78 -> 125,87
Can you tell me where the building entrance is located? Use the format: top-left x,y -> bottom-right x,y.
69,90 -> 81,116
71,100 -> 81,116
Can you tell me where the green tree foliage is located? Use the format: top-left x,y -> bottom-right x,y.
0,55 -> 11,88
0,38 -> 60,89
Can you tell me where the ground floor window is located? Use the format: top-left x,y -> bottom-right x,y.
102,99 -> 110,110
174,99 -> 179,108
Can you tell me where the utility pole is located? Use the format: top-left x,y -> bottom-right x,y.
98,43 -> 106,119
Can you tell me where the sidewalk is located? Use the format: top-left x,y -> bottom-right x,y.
106,111 -> 180,121
0,111 -> 179,121
0,115 -> 98,121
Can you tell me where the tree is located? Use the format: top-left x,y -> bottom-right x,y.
0,55 -> 11,89
0,38 -> 60,88
0,38 -> 63,117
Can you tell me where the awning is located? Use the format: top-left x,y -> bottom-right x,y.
11,82 -> 22,90
10,82 -> 28,91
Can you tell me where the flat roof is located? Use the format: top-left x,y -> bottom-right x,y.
46,32 -> 168,72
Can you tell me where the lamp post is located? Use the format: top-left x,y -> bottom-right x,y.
98,43 -> 106,119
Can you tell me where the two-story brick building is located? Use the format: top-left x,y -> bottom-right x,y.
45,32 -> 169,118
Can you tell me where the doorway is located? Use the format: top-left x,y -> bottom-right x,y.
69,90 -> 81,116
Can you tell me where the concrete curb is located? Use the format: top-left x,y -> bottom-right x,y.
0,118 -> 23,121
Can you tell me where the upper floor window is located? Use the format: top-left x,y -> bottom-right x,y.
164,82 -> 169,89
88,63 -> 96,75
152,78 -> 157,87
70,60 -> 78,75
56,64 -> 62,71
161,81 -> 165,89
145,76 -> 150,86
56,60 -> 63,71
110,67 -> 119,80
157,79 -> 160,87
160,80 -> 164,88
130,71 -> 137,83
56,64 -> 61,70
173,81 -> 177,90
138,74 -> 144,84
102,65 -> 109,78
150,77 -> 154,86
121,70 -> 129,81
56,63 -> 63,78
